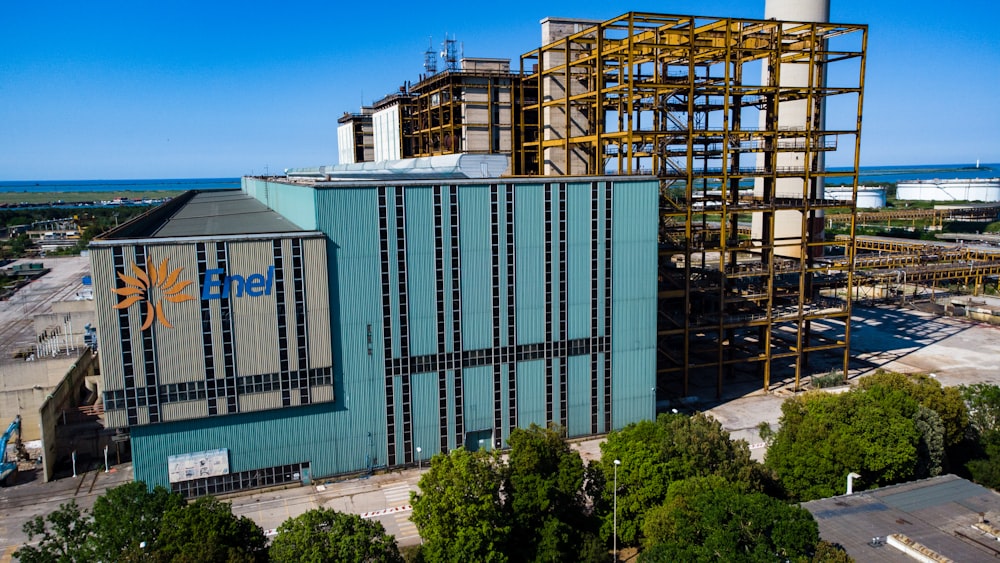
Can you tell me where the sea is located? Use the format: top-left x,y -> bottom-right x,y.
0,163 -> 996,195
0,178 -> 239,195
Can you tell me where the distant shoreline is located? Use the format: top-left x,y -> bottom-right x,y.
0,191 -> 176,206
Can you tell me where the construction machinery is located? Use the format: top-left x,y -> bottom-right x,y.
0,415 -> 25,485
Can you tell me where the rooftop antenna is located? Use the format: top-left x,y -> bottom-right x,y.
441,34 -> 460,71
423,37 -> 437,75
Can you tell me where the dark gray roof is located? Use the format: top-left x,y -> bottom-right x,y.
802,474 -> 1000,562
95,190 -> 309,241
151,190 -> 302,237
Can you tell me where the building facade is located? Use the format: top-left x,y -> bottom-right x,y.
92,176 -> 658,495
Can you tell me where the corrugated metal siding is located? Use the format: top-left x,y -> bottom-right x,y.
515,360 -> 546,428
410,372 -> 440,457
462,366 -> 493,433
242,178 -> 318,231
514,185 -> 545,343
239,391 -> 282,412
315,186 -> 388,465
147,244 -> 205,384
304,238 -> 332,368
566,182 -> 592,339
566,355 -> 591,437
163,401 -> 208,421
91,247 -> 125,392
459,187 -> 492,350
131,403 -> 362,489
403,187 -> 437,356
610,179 -> 658,429
229,240 -> 280,377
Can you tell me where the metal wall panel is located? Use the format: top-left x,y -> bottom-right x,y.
514,185 -> 545,343
410,372 -> 440,457
403,188 -> 438,356
146,245 -> 204,385
610,179 -> 658,429
304,238 -> 333,367
459,187 -> 493,350
163,401 -> 208,421
462,366 -> 493,435
566,183 -> 592,340
567,355 -> 591,437
91,247 -> 125,391
515,359 -> 546,428
242,178 -> 318,231
314,186 -> 389,463
229,240 -> 281,377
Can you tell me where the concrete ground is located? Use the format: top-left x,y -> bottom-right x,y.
2,253 -> 1000,555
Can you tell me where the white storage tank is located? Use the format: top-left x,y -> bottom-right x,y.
896,178 -> 1000,202
825,185 -> 886,208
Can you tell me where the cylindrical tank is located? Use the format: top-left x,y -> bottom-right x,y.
764,0 -> 830,22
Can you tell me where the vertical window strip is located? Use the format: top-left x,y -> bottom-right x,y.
395,188 -> 413,464
558,184 -> 568,429
544,183 -> 553,423
506,183 -> 517,432
215,243 -> 238,415
490,186 -> 502,441
604,182 -> 614,431
450,186 -> 464,444
136,246 -> 160,423
434,186 -> 448,448
112,247 -> 138,425
378,187 -> 396,467
591,182 -> 600,433
196,243 -> 217,416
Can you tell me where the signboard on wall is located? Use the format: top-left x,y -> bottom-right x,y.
168,448 -> 230,483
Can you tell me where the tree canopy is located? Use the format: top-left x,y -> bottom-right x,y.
15,501 -> 93,563
763,371 -> 968,501
90,481 -> 185,562
638,476 -> 821,562
153,496 -> 267,562
269,508 -> 403,563
410,447 -> 511,563
599,412 -> 772,545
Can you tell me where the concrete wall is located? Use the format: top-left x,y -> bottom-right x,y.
37,349 -> 99,482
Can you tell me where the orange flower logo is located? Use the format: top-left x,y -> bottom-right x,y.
113,258 -> 196,330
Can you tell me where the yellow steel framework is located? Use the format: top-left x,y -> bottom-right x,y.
826,205 -> 1000,230
517,13 -> 867,398
409,70 -> 519,157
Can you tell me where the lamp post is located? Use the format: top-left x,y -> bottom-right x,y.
416,446 -> 422,469
613,459 -> 621,561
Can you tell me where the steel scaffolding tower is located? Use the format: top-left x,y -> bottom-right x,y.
516,13 -> 867,398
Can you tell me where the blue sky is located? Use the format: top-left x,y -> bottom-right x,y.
1,0 -> 997,180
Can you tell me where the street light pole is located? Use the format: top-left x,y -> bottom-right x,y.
613,459 -> 621,561
416,446 -> 422,469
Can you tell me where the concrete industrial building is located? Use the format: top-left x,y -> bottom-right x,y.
91,175 -> 657,495
90,2 -> 867,496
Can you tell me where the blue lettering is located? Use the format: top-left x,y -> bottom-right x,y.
201,268 -> 225,300
201,266 -> 275,300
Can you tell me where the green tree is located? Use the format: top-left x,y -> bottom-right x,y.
411,448 -> 511,563
90,481 -> 184,562
269,508 -> 403,563
960,383 -> 1000,489
599,412 -> 772,545
858,371 -> 968,449
14,501 -> 93,563
153,496 -> 267,562
638,476 -> 819,562
764,386 -> 929,501
504,424 -> 602,563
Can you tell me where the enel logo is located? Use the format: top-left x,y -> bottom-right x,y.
201,266 -> 275,300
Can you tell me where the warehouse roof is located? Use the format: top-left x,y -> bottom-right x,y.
802,474 -> 1000,562
93,190 -> 312,243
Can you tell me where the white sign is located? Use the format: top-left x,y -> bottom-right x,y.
168,448 -> 230,483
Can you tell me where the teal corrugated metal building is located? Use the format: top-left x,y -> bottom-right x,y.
104,176 -> 657,494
